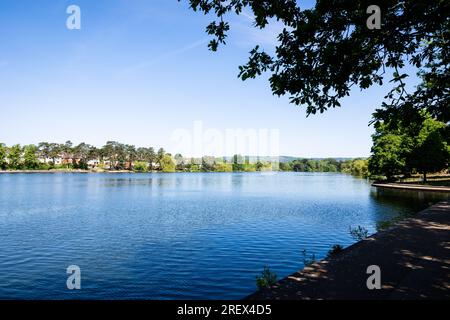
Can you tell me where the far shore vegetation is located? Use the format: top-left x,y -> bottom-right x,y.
1,135 -> 449,183
1,131 -> 449,184
0,141 -> 370,176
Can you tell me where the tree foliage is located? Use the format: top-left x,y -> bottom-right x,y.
369,113 -> 450,180
7,144 -> 22,170
369,127 -> 407,180
341,159 -> 369,177
23,145 -> 39,170
407,117 -> 450,181
161,154 -> 176,172
0,143 -> 7,170
184,0 -> 449,123
133,161 -> 149,172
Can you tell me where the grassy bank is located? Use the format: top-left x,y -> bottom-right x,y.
397,174 -> 450,187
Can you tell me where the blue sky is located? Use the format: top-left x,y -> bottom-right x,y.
0,0 -> 419,157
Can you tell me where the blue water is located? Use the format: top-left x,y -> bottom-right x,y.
0,172 -> 447,299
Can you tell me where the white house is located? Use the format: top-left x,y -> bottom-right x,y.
87,159 -> 100,168
38,157 -> 63,165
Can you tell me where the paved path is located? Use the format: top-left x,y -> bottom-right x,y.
247,201 -> 450,300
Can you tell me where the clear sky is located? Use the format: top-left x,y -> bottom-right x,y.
0,0 -> 419,158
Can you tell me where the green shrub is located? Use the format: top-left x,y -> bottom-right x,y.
213,162 -> 233,172
133,161 -> 148,172
161,155 -> 176,172
349,226 -> 369,241
38,162 -> 52,170
326,244 -> 344,258
256,266 -> 277,289
301,249 -> 316,267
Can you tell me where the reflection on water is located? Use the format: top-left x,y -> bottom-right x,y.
371,186 -> 449,211
0,172 -> 448,299
370,187 -> 449,231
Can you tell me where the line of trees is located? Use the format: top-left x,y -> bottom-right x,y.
0,140 -> 369,175
280,158 -> 369,177
0,141 -> 174,172
5,135 -> 447,180
0,144 -> 40,171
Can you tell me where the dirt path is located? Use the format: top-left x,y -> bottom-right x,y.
247,201 -> 450,300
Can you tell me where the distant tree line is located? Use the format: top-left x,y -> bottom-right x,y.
4,136 -> 447,180
0,141 -> 175,172
0,140 -> 369,175
279,158 -> 369,177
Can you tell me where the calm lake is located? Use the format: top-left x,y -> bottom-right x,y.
0,172 -> 448,299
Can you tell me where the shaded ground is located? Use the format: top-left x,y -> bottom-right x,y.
399,175 -> 450,187
404,180 -> 450,187
247,201 -> 450,300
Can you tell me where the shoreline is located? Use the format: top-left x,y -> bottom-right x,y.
0,170 -> 350,174
246,200 -> 450,300
373,182 -> 450,193
0,170 -> 285,174
0,170 -> 136,174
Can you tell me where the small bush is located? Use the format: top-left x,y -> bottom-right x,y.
326,244 -> 344,258
349,226 -> 369,241
38,163 -> 52,170
74,161 -> 88,170
301,249 -> 316,267
256,266 -> 277,289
